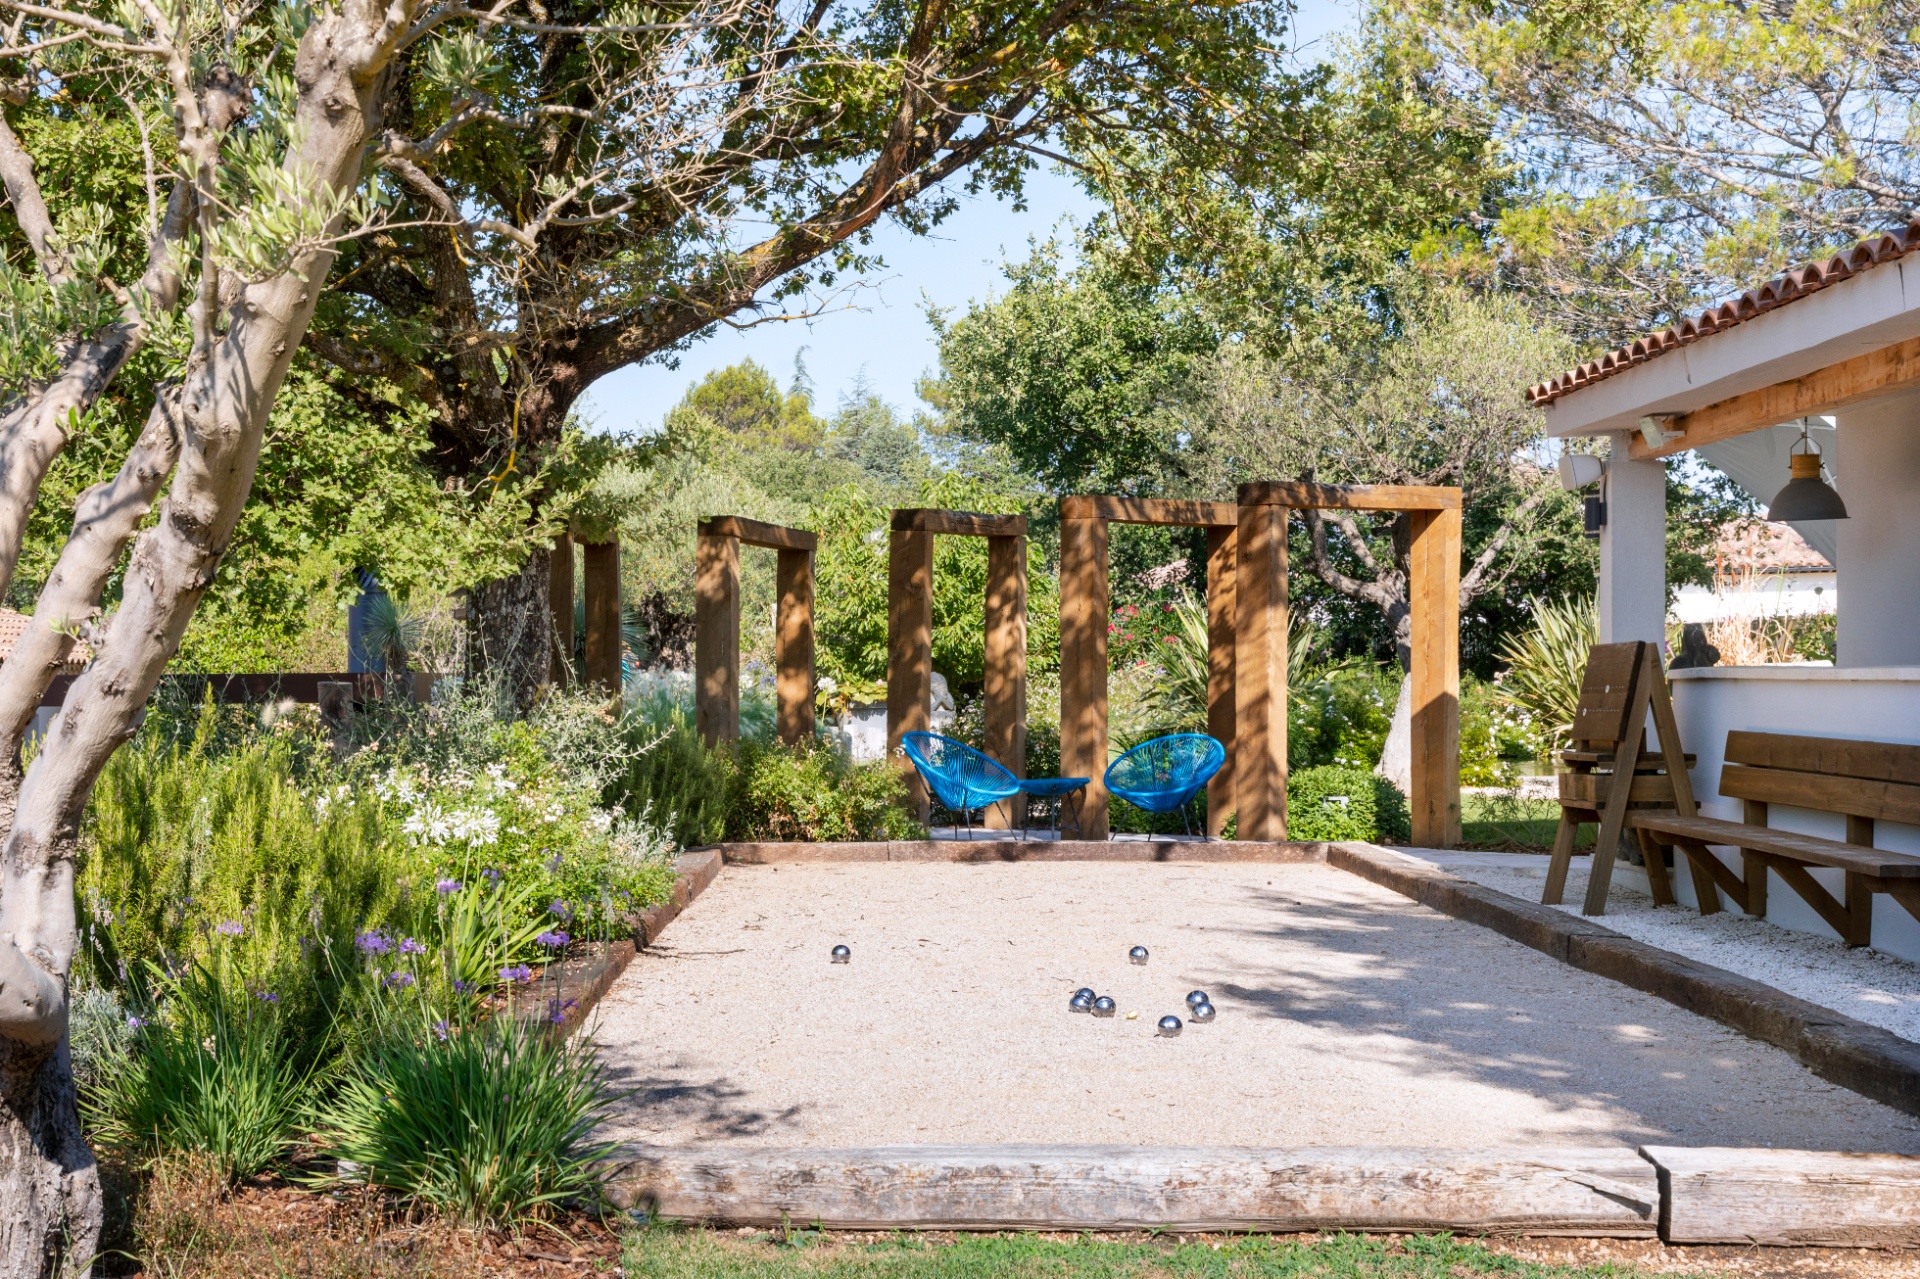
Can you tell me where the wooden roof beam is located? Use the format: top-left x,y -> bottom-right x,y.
698,516 -> 817,552
1059,496 -> 1240,527
1237,482 -> 1462,511
890,509 -> 1026,537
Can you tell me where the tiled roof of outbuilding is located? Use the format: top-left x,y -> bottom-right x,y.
1527,218 -> 1920,407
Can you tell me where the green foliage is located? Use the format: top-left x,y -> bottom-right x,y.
1286,765 -> 1411,844
611,712 -> 732,850
1493,596 -> 1597,756
1459,675 -> 1532,784
313,1018 -> 616,1226
84,963 -> 314,1183
678,359 -> 825,452
723,739 -> 923,843
1287,664 -> 1398,773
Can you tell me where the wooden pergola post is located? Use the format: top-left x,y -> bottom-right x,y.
695,517 -> 818,746
550,533 -> 575,680
886,509 -> 1028,827
582,537 -> 622,697
1235,482 -> 1462,848
1058,497 -> 1240,842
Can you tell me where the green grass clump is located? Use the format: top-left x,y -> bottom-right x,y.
313,1017 -> 616,1226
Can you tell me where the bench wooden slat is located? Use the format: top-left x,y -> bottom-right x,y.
1557,750 -> 1694,767
1726,730 -> 1920,786
1629,812 -> 1920,879
1719,762 -> 1920,826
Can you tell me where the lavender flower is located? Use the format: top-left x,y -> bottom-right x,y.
481,867 -> 503,885
546,997 -> 579,1025
215,920 -> 244,937
535,930 -> 570,949
355,930 -> 392,955
255,990 -> 279,1004
125,1015 -> 147,1031
384,971 -> 415,989
398,937 -> 426,955
432,1020 -> 452,1041
499,964 -> 533,984
435,878 -> 463,895
452,979 -> 475,995
548,899 -> 574,922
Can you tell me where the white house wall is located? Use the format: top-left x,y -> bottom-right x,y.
1835,384 -> 1920,667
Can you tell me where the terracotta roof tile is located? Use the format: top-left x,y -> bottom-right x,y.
1716,521 -> 1831,572
0,607 -> 90,673
1527,216 -> 1920,408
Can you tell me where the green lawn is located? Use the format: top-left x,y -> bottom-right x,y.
1458,793 -> 1592,854
622,1228 -> 1699,1277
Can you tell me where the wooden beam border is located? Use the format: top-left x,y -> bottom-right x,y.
694,517 -> 817,746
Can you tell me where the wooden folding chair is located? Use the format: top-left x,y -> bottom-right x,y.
1542,640 -> 1699,916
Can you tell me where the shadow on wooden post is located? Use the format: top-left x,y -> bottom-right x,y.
583,538 -> 622,698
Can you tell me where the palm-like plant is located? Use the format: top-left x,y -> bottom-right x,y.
1149,593 -> 1317,733
1492,595 -> 1597,754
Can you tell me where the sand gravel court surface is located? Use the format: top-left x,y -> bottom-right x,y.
590,861 -> 1920,1152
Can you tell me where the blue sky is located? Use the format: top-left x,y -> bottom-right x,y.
578,0 -> 1359,436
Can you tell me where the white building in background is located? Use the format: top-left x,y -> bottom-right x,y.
1670,522 -> 1836,625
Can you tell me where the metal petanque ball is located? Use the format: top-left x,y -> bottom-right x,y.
1190,1001 -> 1216,1022
1069,990 -> 1095,1013
830,944 -> 851,964
1185,990 -> 1209,1008
1157,1015 -> 1183,1037
1092,996 -> 1117,1018
1129,946 -> 1149,966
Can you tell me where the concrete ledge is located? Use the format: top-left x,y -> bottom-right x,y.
604,1144 -> 1659,1236
706,840 -> 1333,864
1329,843 -> 1920,1118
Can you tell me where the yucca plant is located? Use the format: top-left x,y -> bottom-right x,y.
1492,595 -> 1597,754
313,1017 -> 617,1226
1149,593 -> 1319,733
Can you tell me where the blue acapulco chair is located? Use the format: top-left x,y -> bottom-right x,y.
1104,733 -> 1227,836
900,731 -> 1024,838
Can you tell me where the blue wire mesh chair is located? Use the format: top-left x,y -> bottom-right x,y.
900,732 -> 1024,837
1104,733 -> 1227,836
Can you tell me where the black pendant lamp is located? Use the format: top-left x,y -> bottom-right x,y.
1766,422 -> 1848,522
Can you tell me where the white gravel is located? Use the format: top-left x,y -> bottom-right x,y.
1406,849 -> 1920,1044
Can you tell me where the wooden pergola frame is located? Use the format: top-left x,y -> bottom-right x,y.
1059,497 -> 1240,840
695,517 -> 817,746
886,508 -> 1028,825
1235,482 -> 1462,848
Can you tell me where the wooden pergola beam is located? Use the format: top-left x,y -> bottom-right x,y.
695,517 -> 816,746
892,508 -> 1026,537
1627,332 -> 1920,461
583,539 -> 622,697
1059,496 -> 1239,527
1233,482 -> 1462,848
886,511 -> 1029,826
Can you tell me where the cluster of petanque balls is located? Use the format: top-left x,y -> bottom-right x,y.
829,942 -> 1214,1037
1071,945 -> 1215,1037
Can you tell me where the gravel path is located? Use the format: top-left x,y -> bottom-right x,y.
590,861 -> 1920,1152
1411,849 -> 1920,1044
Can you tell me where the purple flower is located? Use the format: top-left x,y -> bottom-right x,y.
498,964 -> 533,984
399,937 -> 426,955
432,1020 -> 451,1041
355,930 -> 392,955
535,930 -> 570,949
481,868 -> 503,885
452,979 -> 475,995
384,971 -> 415,989
546,852 -> 563,874
546,997 -> 579,1025
125,1015 -> 147,1031
215,920 -> 244,936
548,899 -> 574,922
436,878 -> 463,895
255,990 -> 279,1004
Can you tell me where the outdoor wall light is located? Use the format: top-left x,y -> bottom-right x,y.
1766,422 -> 1848,522
1556,451 -> 1605,492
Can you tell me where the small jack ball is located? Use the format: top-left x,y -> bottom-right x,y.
1185,990 -> 1209,1008
1157,1015 -> 1183,1037
1190,1001 -> 1216,1022
830,945 -> 851,964
1129,946 -> 1149,965
1092,996 -> 1117,1018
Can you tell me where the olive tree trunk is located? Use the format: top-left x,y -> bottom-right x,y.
0,2 -> 408,1271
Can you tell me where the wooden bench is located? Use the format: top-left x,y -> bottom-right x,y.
1630,730 -> 1920,947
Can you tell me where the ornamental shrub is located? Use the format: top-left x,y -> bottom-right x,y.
1285,765 -> 1410,844
723,738 -> 922,842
